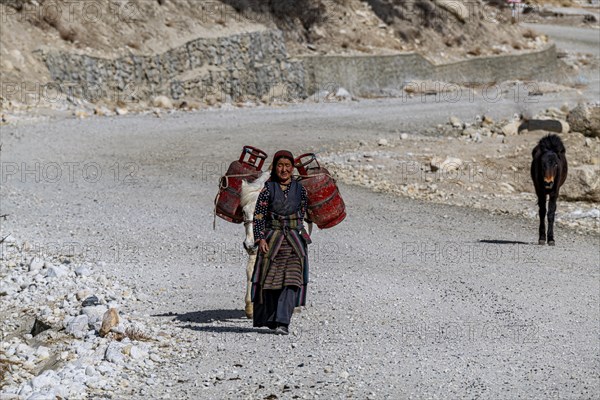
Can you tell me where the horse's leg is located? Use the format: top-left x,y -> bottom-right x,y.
245,253 -> 256,319
547,194 -> 558,246
537,194 -> 547,245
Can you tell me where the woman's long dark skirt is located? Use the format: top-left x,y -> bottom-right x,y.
253,286 -> 298,328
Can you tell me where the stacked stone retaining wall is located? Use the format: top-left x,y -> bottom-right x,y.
41,30 -> 306,103
301,45 -> 558,97
39,29 -> 559,103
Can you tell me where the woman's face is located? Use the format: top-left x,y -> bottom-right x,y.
275,158 -> 293,183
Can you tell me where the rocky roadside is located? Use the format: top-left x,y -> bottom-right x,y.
0,235 -> 198,399
318,104 -> 600,236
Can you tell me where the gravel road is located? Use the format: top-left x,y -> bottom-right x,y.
524,23 -> 600,57
1,83 -> 599,399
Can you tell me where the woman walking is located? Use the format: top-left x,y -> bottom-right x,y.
251,150 -> 311,335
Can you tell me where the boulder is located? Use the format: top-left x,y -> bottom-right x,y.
518,119 -> 569,134
434,0 -> 469,22
99,308 -> 119,337
449,116 -> 463,129
430,156 -> 463,173
65,315 -> 89,338
567,103 -> 600,137
46,264 -> 68,278
152,95 -> 173,109
28,258 -> 44,272
104,341 -> 124,364
502,121 -> 520,136
561,165 -> 600,202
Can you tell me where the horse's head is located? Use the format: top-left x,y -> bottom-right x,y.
541,151 -> 560,190
240,171 -> 269,256
242,203 -> 257,255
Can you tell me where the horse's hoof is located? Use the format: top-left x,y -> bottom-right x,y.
548,240 -> 555,246
538,240 -> 546,245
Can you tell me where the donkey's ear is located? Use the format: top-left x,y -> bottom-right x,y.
532,145 -> 541,159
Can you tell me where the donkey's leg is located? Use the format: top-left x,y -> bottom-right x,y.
245,254 -> 256,318
547,194 -> 558,245
537,195 -> 547,244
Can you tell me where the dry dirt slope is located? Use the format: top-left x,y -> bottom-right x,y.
1,0 -> 548,97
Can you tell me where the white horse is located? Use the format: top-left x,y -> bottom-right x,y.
240,171 -> 312,319
240,171 -> 270,319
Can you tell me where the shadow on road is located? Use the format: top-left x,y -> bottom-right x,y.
478,239 -> 533,245
152,309 -> 247,323
178,325 -> 272,334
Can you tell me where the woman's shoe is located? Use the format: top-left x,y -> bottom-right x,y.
274,326 -> 289,335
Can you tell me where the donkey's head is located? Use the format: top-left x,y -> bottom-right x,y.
540,151 -> 560,190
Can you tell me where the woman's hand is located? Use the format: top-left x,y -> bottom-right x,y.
258,239 -> 269,254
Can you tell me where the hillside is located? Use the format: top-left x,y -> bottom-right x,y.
0,0 -> 551,93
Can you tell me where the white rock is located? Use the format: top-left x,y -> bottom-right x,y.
105,342 -> 124,364
335,87 -> 352,101
130,346 -> 149,361
377,139 -> 388,146
26,392 -> 56,400
430,156 -> 463,172
46,264 -> 68,278
0,281 -> 18,296
65,315 -> 89,338
16,343 -> 33,357
75,266 -> 92,277
31,370 -> 59,390
152,95 -> 174,109
97,362 -> 113,374
28,258 -> 44,272
502,121 -> 520,136
34,346 -> 50,360
111,322 -> 126,334
85,366 -> 97,377
76,289 -> 92,301
81,305 -> 108,326
449,116 -> 463,128
400,133 -> 409,140
54,385 -> 69,399
18,384 -> 33,397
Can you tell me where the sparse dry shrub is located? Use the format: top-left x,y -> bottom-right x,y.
522,29 -> 537,40
0,350 -> 21,388
467,47 -> 482,56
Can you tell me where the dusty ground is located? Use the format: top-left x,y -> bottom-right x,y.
318,112 -> 600,236
1,5 -> 599,400
1,90 -> 598,399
